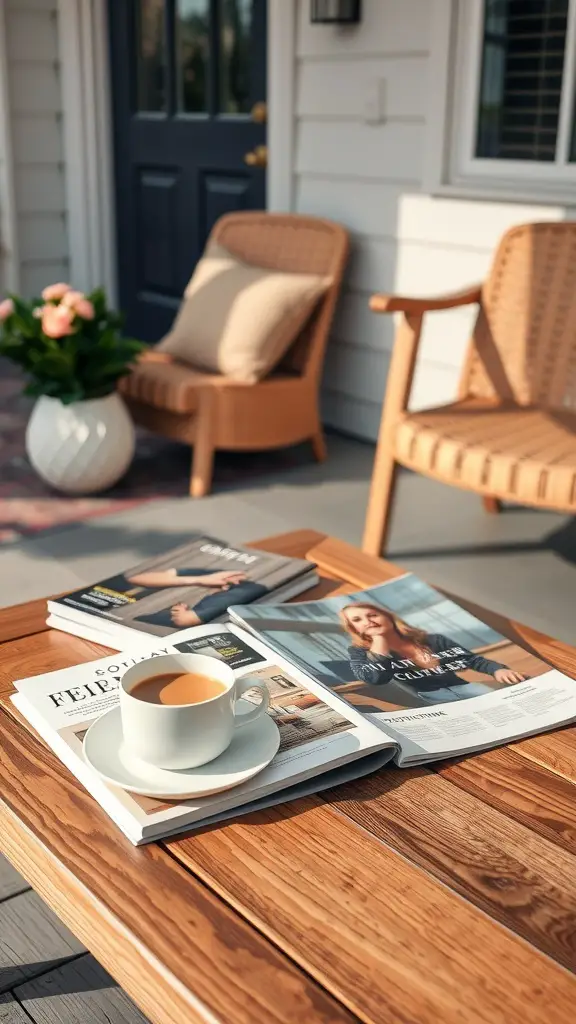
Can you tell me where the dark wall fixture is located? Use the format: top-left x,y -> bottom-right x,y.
310,0 -> 361,24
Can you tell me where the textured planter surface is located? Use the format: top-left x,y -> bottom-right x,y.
26,393 -> 135,495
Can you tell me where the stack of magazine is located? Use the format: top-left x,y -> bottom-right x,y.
9,547 -> 576,844
47,534 -> 319,646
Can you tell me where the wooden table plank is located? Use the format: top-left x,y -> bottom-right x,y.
0,709 -> 357,1024
167,796 -> 576,1024
0,595 -> 61,645
435,745 -> 576,857
321,767 -> 576,971
512,729 -> 576,784
0,632 -> 113,700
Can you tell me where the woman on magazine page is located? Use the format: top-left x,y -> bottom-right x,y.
126,567 -> 267,627
340,603 -> 525,706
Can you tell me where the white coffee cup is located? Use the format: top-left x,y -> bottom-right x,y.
120,653 -> 269,770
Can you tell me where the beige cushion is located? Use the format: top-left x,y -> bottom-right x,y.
157,241 -> 329,383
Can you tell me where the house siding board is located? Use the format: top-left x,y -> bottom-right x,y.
4,0 -> 68,296
294,0 -> 574,440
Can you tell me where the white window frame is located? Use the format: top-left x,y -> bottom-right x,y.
428,0 -> 576,203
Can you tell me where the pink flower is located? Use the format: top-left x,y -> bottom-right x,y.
74,298 -> 95,320
41,282 -> 71,301
61,289 -> 85,308
42,303 -> 75,338
61,290 -> 95,320
0,298 -> 14,321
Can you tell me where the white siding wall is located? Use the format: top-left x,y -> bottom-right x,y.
4,0 -> 68,296
293,0 -> 575,440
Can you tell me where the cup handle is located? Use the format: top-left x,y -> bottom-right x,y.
234,678 -> 269,727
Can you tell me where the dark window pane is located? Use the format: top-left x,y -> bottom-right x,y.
177,0 -> 210,112
136,0 -> 167,112
219,0 -> 253,113
476,0 -> 569,161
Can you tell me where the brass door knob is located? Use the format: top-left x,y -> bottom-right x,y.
251,101 -> 267,124
244,144 -> 268,168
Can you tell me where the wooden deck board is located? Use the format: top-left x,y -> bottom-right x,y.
0,859 -> 29,904
14,954 -> 151,1024
0,892 -> 85,994
0,992 -> 32,1023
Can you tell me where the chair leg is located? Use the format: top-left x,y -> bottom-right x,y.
482,496 -> 502,514
362,448 -> 399,556
311,428 -> 327,463
190,397 -> 215,497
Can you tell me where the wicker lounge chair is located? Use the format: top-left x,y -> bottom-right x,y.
119,212 -> 349,496
363,222 -> 576,554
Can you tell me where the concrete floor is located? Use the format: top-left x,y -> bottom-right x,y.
0,432 -> 574,642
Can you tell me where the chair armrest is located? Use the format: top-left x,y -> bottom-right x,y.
369,284 -> 482,314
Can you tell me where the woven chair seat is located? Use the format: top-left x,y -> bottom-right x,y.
395,398 -> 576,510
118,359 -> 218,414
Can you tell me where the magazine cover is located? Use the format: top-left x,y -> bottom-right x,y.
50,536 -> 313,638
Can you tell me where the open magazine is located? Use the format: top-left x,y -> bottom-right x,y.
229,571 -> 576,764
11,570 -> 576,844
11,624 -> 395,845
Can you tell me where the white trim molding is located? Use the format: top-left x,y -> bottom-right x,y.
58,0 -> 117,302
0,0 -> 19,292
267,0 -> 296,212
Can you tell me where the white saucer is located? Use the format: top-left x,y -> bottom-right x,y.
83,701 -> 280,800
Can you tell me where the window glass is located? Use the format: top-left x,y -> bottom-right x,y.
476,0 -> 569,162
136,0 -> 167,112
177,0 -> 210,112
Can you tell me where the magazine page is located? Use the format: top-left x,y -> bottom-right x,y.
50,534 -> 312,639
230,574 -> 576,766
12,624 -> 392,843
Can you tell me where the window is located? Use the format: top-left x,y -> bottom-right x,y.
447,0 -> 576,196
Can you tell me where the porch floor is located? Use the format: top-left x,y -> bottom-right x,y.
0,432 -> 574,1020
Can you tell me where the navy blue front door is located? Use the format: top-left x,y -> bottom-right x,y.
108,1 -> 267,341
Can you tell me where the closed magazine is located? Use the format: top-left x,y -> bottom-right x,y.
48,535 -> 317,646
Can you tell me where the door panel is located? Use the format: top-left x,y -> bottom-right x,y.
109,0 -> 267,341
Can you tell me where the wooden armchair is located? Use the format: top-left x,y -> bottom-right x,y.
119,212 -> 349,497
363,222 -> 576,555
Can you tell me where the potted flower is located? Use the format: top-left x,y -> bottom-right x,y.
0,284 -> 145,494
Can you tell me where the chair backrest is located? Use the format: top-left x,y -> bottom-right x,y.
460,221 -> 576,411
210,212 -> 349,381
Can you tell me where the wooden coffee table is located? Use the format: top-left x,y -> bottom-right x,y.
1,529 -> 576,1024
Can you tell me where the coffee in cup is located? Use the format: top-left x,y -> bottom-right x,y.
130,672 -> 227,706
120,653 -> 269,771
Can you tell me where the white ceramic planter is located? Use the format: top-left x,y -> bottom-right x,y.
26,392 -> 135,495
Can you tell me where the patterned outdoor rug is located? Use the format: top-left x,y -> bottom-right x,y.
0,360 -> 304,545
